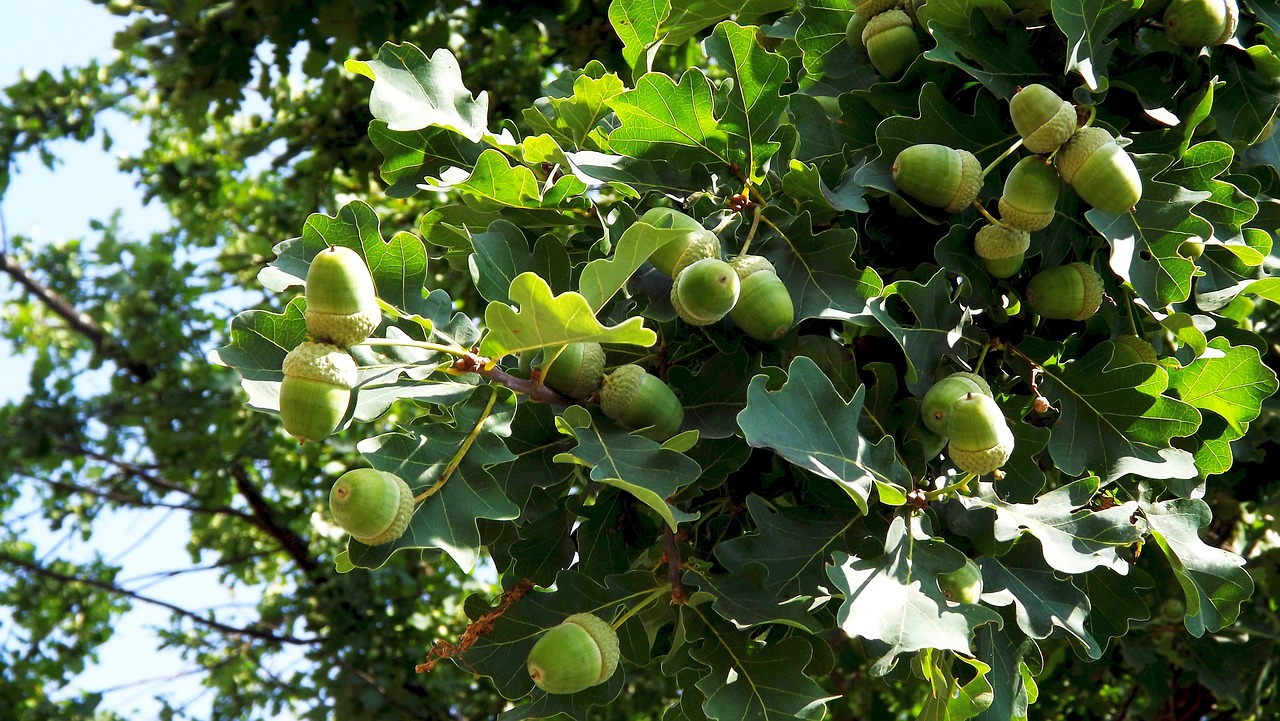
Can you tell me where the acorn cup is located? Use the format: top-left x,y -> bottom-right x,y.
921,372 -> 993,436
328,468 -> 414,546
1055,126 -> 1142,215
304,245 -> 382,347
728,255 -> 794,341
599,364 -> 684,441
279,341 -> 358,443
1009,84 -> 1077,154
671,257 -> 740,326
946,392 -> 1016,476
527,613 -> 620,695
1109,334 -> 1159,366
938,559 -> 984,604
1026,262 -> 1105,321
974,223 -> 1031,279
892,144 -> 983,213
999,156 -> 1060,231
535,342 -> 606,401
862,9 -> 921,79
1164,0 -> 1238,46
639,207 -> 721,278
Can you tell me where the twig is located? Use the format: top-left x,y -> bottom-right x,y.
664,525 -> 687,605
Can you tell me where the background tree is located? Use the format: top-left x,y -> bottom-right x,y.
2,1 -> 1280,721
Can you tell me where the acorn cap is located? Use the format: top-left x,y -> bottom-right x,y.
975,224 -> 1031,278
892,145 -> 982,213
921,372 -> 993,436
600,364 -> 684,441
282,341 -> 359,388
1055,127 -> 1113,184
998,156 -> 1060,231
538,342 -> 606,400
946,392 -> 1015,475
565,613 -> 620,686
1026,262 -> 1104,321
862,10 -> 920,78
1110,334 -> 1159,366
672,257 -> 740,326
728,254 -> 776,280
1010,85 -> 1077,154
328,469 -> 414,546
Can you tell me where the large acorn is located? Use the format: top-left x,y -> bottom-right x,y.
1164,0 -> 1238,46
938,559 -> 984,604
1009,84 -> 1077,154
639,207 -> 721,278
892,144 -> 983,213
328,468 -> 414,546
535,342 -> 606,400
946,392 -> 1015,476
999,156 -> 1060,231
527,613 -> 620,694
671,257 -> 740,326
1026,262 -> 1104,321
862,9 -> 921,79
921,372 -> 993,436
728,255 -> 794,341
1056,126 -> 1142,215
974,223 -> 1031,279
600,364 -> 684,441
304,245 -> 382,347
279,341 -> 358,443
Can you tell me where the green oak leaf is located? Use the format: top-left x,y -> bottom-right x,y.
577,212 -> 714,312
978,542 -> 1102,659
794,0 -> 859,80
737,355 -> 911,513
788,93 -> 878,183
1168,336 -> 1278,435
211,297 -> 308,386
421,148 -> 592,218
480,272 -> 656,359
919,3 -> 1039,98
974,609 -> 1039,721
701,21 -> 788,182
368,121 -> 486,198
565,149 -> 715,195
1074,566 -> 1153,652
1052,0 -> 1134,91
522,62 -> 625,152
470,220 -> 536,305
346,43 -> 489,141
755,208 -> 882,323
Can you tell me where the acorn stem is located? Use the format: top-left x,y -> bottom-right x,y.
359,337 -> 470,357
414,387 -> 501,503
925,472 -> 977,500
981,137 -> 1024,179
738,206 -> 763,257
974,202 -> 1001,226
611,586 -> 672,630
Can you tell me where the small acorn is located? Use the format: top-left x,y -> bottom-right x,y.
1056,126 -> 1142,215
974,223 -> 1032,279
599,364 -> 684,441
527,613 -> 620,694
1109,334 -> 1159,366
946,392 -> 1015,476
862,9 -> 921,79
1026,262 -> 1104,321
328,468 -> 414,546
279,341 -> 358,443
938,559 -> 984,604
536,342 -> 606,400
845,12 -> 868,53
671,257 -> 740,326
998,156 -> 1060,231
728,255 -> 794,341
921,372 -> 993,436
304,245 -> 382,347
639,207 -> 721,278
1009,84 -> 1077,154
1164,0 -> 1238,46
892,144 -> 983,213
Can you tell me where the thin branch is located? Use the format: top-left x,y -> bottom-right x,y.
231,463 -> 318,574
664,525 -> 687,605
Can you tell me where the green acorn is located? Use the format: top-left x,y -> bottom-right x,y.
536,342 -> 606,400
671,257 -> 740,326
921,372 -> 993,436
279,341 -> 358,443
1109,335 -> 1159,366
946,392 -> 1016,476
1056,127 -> 1142,215
1026,262 -> 1104,321
600,364 -> 684,441
862,9 -> 921,79
938,559 -> 984,604
639,208 -> 721,277
1164,0 -> 1238,46
728,255 -> 794,341
328,469 -> 414,546
998,156 -> 1061,231
527,613 -> 620,694
1009,84 -> 1077,154
304,245 -> 382,347
974,224 -> 1031,279
845,12 -> 868,53
892,144 -> 983,213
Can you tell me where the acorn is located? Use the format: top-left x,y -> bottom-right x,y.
279,341 -> 358,443
921,372 -> 993,436
892,144 -> 983,213
671,257 -> 740,326
938,559 -> 984,604
536,342 -> 606,400
1009,84 -> 1077,154
1026,262 -> 1104,321
527,613 -> 620,694
599,364 -> 684,441
946,392 -> 1015,476
845,12 -> 868,53
1056,127 -> 1142,215
862,9 -> 921,79
328,469 -> 414,546
998,156 -> 1060,231
974,223 -> 1031,279
1164,0 -> 1238,46
1109,334 -> 1159,366
304,245 -> 382,347
639,207 -> 721,278
728,255 -> 794,341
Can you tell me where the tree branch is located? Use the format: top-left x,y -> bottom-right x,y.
231,463 -> 319,575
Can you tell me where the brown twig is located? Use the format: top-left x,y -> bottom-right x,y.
664,525 -> 687,605
417,578 -> 535,673
231,463 -> 319,574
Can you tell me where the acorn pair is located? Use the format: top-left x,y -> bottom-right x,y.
974,155 -> 1061,278
845,0 -> 923,78
921,372 -> 1014,476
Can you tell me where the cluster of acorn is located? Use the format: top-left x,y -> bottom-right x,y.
844,0 -> 924,78
920,372 -> 1015,476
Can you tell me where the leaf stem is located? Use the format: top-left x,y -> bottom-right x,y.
414,387 -> 501,503
738,206 -> 763,257
981,138 -> 1024,179
358,337 -> 470,357
611,586 -> 671,630
973,201 -> 1001,226
924,473 -> 976,501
